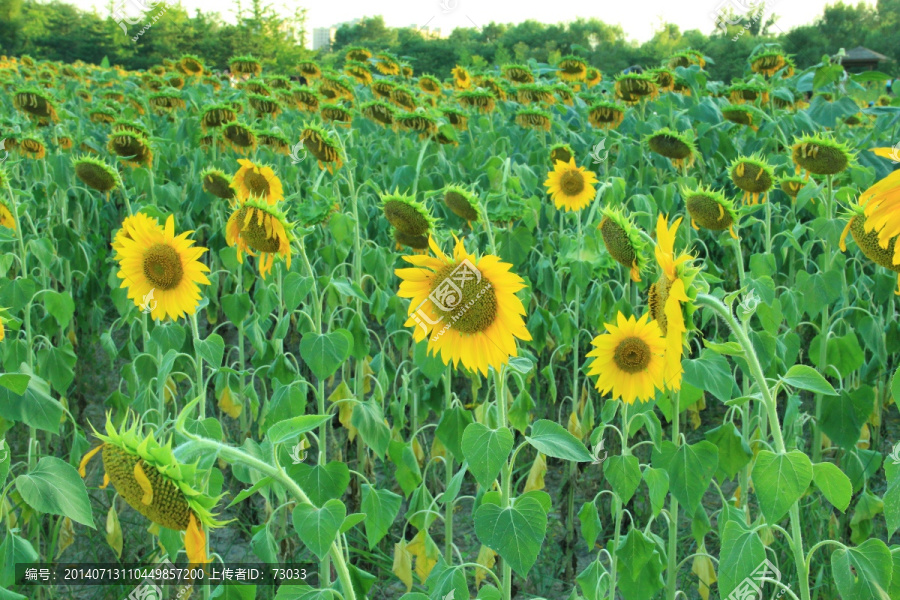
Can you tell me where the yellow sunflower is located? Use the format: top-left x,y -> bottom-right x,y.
543,158 -> 598,212
226,199 -> 293,279
586,312 -> 666,405
861,148 -> 900,265
112,212 -> 164,260
231,159 -> 284,205
395,236 -> 532,376
452,66 -> 471,90
649,215 -> 697,391
114,214 -> 211,321
0,196 -> 15,231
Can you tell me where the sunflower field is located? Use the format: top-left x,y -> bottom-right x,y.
0,43 -> 900,600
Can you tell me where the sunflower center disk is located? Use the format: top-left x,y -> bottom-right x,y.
143,243 -> 184,290
613,336 -> 652,373
239,210 -> 282,253
243,171 -> 271,197
431,266 -> 498,334
560,170 -> 585,196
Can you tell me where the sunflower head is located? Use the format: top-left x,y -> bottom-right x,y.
381,192 -> 437,236
721,105 -> 758,130
319,74 -> 354,101
750,50 -> 788,77
13,87 -> 58,123
615,73 -> 659,104
241,79 -> 272,96
89,106 -> 118,124
179,54 -> 204,76
148,89 -> 185,112
502,64 -> 534,84
544,158 -> 599,212
231,159 -> 284,205
588,101 -> 626,130
515,108 -> 552,131
791,134 -> 853,176
441,107 -> 468,131
361,101 -> 397,128
599,207 -> 647,281
200,168 -> 236,200
248,93 -> 281,116
0,191 -> 15,230
668,50 -> 705,69
226,199 -> 294,279
301,125 -> 343,173
396,112 -> 438,137
451,66 -> 471,89
345,46 -> 372,62
457,90 -> 496,114
391,86 -> 418,110
265,75 -> 292,90
778,175 -> 806,200
549,143 -> 574,165
374,53 -> 401,76
394,228 -> 430,250
166,75 -> 185,90
840,207 -> 900,285
585,68 -> 602,87
728,82 -> 769,105
516,84 -> 555,106
74,156 -> 121,193
442,185 -> 481,223
19,136 -> 46,159
646,128 -> 696,168
229,55 -> 262,76
81,413 -> 225,532
112,120 -> 150,139
682,186 -> 739,237
586,312 -> 666,404
344,61 -> 373,85
418,75 -> 442,95
297,61 -> 322,79
729,155 -> 774,203
878,95 -> 893,107
321,103 -> 353,125
200,104 -> 237,130
222,121 -> 258,154
108,131 -> 153,167
557,56 -> 588,82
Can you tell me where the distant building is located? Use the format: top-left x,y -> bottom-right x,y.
840,46 -> 893,73
312,27 -> 335,51
413,24 -> 443,39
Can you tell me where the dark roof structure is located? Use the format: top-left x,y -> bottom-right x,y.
841,46 -> 893,72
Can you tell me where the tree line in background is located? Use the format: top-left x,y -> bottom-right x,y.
0,0 -> 897,81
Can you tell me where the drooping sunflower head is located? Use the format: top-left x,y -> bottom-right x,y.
442,185 -> 481,223
721,105 -> 759,130
301,125 -> 343,173
396,112 -> 438,137
229,55 -> 262,77
840,206 -> 900,295
557,56 -> 587,82
319,74 -> 354,101
441,107 -> 469,131
241,79 -> 272,96
361,100 -> 397,128
585,68 -> 602,87
615,73 -> 659,104
248,93 -> 282,116
221,121 -> 258,154
552,84 -> 575,105
515,108 -> 552,131
549,143 -> 574,165
599,207 -> 648,281
728,82 -> 769,105
646,127 -> 696,169
74,156 -> 121,193
200,168 -> 236,201
516,83 -> 555,106
13,87 -> 58,123
108,131 -> 153,168
418,75 -> 442,95
179,54 -> 204,76
390,86 -> 418,110
502,64 -> 534,84
750,50 -> 787,77
148,89 -> 186,112
778,175 -> 806,201
292,87 -> 320,112
226,199 -> 294,279
166,75 -> 185,90
19,136 -> 46,159
682,186 -> 739,238
344,46 -> 372,62
114,214 -> 211,321
89,106 -> 118,124
457,90 -> 496,114
394,228 -> 430,251
381,192 -> 437,236
79,412 -> 226,541
648,68 -> 675,92
372,80 -> 397,100
112,119 -> 150,138
791,134 -> 853,176
544,158 -> 599,213
395,236 -> 532,376
200,104 -> 237,130
586,312 -> 667,404
588,101 -> 626,130
344,60 -> 373,85
297,60 -> 322,80
451,66 -> 471,89
374,53 -> 401,76
231,159 -> 284,205
320,103 -> 353,126
729,155 -> 775,204
668,49 -> 705,69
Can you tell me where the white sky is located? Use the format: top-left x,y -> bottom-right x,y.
74,0 -> 876,44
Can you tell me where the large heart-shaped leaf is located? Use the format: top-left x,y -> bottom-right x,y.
652,440 -> 718,514
603,455 -> 641,504
525,419 -> 593,462
475,496 -> 547,576
266,414 -> 332,445
287,462 -> 349,507
291,499 -> 346,560
15,457 -> 95,528
299,330 -> 353,380
718,521 -> 766,598
752,450 -> 813,523
813,462 -> 852,513
461,423 -> 513,489
831,539 -> 892,600
361,484 -> 402,549
435,406 -> 473,463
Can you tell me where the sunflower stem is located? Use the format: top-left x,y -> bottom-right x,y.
665,390 -> 680,600
812,174 -> 836,465
608,403 -> 629,600
443,366 -> 454,564
189,313 -> 205,419
411,138 -> 429,198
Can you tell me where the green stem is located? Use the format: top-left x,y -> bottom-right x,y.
812,174 -> 835,464
608,403 -> 629,600
666,391 -> 680,600
443,367 -> 454,563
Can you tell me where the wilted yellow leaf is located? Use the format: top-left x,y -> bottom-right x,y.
164,376 -> 177,404
475,544 -> 497,588
524,452 -> 547,493
56,517 -> 75,558
567,411 -> 583,439
430,435 -> 447,460
407,530 -> 440,581
687,400 -> 702,430
106,505 -> 123,558
858,423 -> 871,450
218,387 -> 242,418
412,437 -> 425,467
392,540 -> 413,591
329,381 -> 357,441
691,552 -> 716,600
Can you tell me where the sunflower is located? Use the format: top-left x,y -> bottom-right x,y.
391,87 -> 418,111
451,66 -> 471,90
502,64 -> 534,84
265,75 -> 292,90
730,155 -> 774,205
297,61 -> 322,80
778,175 -> 806,201
553,84 -> 575,106
649,68 -> 675,92
301,125 -> 343,173
588,101 -> 626,130
841,204 -> 900,294
111,212 -> 165,260
319,75 -> 353,101
149,90 -> 185,112
90,107 -> 118,124
201,104 -> 237,130
19,136 -> 45,159
344,61 -> 372,86
372,80 -> 397,100
615,73 -> 659,104
13,88 -> 58,124
231,159 -> 283,205
79,414 -> 226,565
396,112 -> 438,138
242,80 -> 272,96
394,229 -> 429,251
683,186 -> 739,238
750,50 -> 788,77
646,128 -> 696,169
517,84 -> 555,106
113,120 -> 150,138
668,50 -> 705,69
721,105 -> 759,131
257,130 -> 290,155
374,53 -> 401,76
549,143 -> 574,165
167,75 -> 185,90
586,312 -> 667,404
229,55 -> 262,77
442,108 -> 468,131
585,68 -> 602,88
226,199 -> 293,279
395,236 -> 532,376
179,54 -> 204,76
544,158 -> 598,212
443,185 -> 481,225
74,156 -> 121,193
292,87 -> 321,113
481,77 -> 509,101
201,168 -> 236,201
458,90 -> 496,114
0,193 -> 16,231
791,135 -> 852,177
345,46 -> 372,62
321,103 -> 353,126
418,75 -> 442,96
361,101 -> 397,129
599,208 -> 647,282
515,108 -> 552,131
222,121 -> 257,154
729,83 -> 769,105
382,192 -> 437,236
114,214 -> 210,321
557,56 -> 587,82
859,148 -> 900,265
248,94 -> 281,117
108,132 -> 153,168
